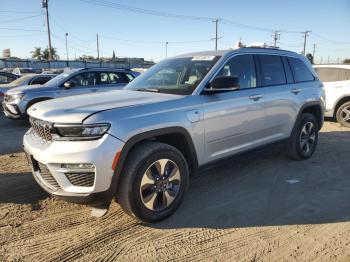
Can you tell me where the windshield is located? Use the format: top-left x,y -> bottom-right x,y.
9,74 -> 34,86
44,69 -> 80,86
125,56 -> 220,95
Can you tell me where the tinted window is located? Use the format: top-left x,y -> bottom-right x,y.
30,76 -> 52,85
125,73 -> 135,82
258,55 -> 286,86
108,72 -> 129,84
69,72 -> 96,87
0,74 -> 9,84
216,54 -> 257,89
288,57 -> 314,82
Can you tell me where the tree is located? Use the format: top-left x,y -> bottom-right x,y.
306,53 -> 314,64
112,50 -> 116,60
344,58 -> 350,64
42,47 -> 59,60
31,47 -> 43,60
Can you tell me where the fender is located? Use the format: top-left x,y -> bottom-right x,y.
26,97 -> 53,111
95,126 -> 198,206
292,101 -> 324,134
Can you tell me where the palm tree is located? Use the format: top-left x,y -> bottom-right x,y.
42,47 -> 59,60
31,47 -> 43,60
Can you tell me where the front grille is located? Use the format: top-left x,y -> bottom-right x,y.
30,117 -> 53,142
65,173 -> 95,187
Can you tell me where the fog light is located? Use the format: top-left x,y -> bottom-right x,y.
61,163 -> 95,171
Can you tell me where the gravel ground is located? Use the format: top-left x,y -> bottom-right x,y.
0,114 -> 350,262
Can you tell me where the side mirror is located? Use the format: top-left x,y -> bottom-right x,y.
63,82 -> 73,89
205,76 -> 240,93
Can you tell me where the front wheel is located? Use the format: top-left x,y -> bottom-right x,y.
336,101 -> 350,128
117,142 -> 189,223
288,113 -> 319,160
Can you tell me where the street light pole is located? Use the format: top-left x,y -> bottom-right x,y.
165,41 -> 168,58
65,33 -> 69,61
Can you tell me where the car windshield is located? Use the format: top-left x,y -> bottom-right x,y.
44,69 -> 80,86
125,56 -> 220,95
8,74 -> 35,86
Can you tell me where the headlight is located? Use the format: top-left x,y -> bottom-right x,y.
53,123 -> 110,140
8,93 -> 24,102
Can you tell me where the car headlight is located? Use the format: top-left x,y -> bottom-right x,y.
53,123 -> 110,140
8,93 -> 24,102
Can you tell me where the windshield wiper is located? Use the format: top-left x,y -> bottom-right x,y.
135,88 -> 159,93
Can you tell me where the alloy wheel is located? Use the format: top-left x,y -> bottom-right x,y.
140,159 -> 181,211
299,122 -> 316,154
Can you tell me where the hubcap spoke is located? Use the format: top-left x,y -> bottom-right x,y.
341,107 -> 350,122
143,190 -> 158,210
300,121 -> 315,154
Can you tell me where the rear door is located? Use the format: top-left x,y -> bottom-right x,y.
256,54 -> 297,139
94,71 -> 131,92
60,72 -> 98,97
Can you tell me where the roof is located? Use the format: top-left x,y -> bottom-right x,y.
174,47 -> 301,60
313,64 -> 350,69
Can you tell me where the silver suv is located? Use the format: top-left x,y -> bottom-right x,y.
2,68 -> 139,119
23,48 -> 325,222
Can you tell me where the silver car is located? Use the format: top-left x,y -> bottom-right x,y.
2,68 -> 139,119
24,47 -> 324,222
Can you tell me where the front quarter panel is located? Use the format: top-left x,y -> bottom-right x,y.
83,95 -> 206,165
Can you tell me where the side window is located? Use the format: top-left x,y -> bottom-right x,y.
338,69 -> 349,81
97,72 -> 110,85
216,54 -> 257,89
30,77 -> 51,85
108,72 -> 129,84
0,74 -> 8,84
315,68 -> 339,82
125,73 -> 135,82
258,55 -> 286,86
288,57 -> 315,82
69,72 -> 96,87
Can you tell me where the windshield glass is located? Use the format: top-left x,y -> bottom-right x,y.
9,74 -> 34,86
44,69 -> 80,86
125,56 -> 220,95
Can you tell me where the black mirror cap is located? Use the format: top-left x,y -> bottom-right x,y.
211,76 -> 240,90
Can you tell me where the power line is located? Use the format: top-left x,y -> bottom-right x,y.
0,27 -> 46,32
99,35 -> 211,44
78,0 -> 214,21
310,32 -> 350,45
0,10 -> 38,14
0,14 -> 42,24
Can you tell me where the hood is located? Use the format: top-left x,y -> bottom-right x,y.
27,90 -> 181,123
6,84 -> 49,94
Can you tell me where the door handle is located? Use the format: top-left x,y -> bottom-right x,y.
291,88 -> 301,94
249,94 -> 263,101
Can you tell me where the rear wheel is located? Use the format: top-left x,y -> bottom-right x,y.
117,142 -> 189,223
336,101 -> 350,128
288,113 -> 319,160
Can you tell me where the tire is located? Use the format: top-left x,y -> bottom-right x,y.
336,101 -> 350,128
288,113 -> 319,160
116,141 -> 189,223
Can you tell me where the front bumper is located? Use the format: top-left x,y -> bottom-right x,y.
2,101 -> 24,119
23,129 -> 124,201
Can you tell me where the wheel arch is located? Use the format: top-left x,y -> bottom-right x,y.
296,102 -> 324,131
333,96 -> 350,118
25,97 -> 53,112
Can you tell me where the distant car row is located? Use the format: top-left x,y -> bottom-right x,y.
1,68 -> 140,119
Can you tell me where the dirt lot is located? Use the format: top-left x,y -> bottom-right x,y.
0,114 -> 350,262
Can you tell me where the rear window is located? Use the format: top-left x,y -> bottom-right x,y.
315,68 -> 350,82
288,57 -> 315,82
30,76 -> 52,85
258,55 -> 286,86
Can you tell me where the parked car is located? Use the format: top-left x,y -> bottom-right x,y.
2,68 -> 139,119
0,71 -> 18,84
23,48 -> 324,222
0,74 -> 55,103
314,65 -> 350,127
12,68 -> 38,76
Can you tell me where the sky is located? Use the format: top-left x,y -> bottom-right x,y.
0,0 -> 349,63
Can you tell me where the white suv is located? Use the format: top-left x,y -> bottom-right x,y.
314,65 -> 350,127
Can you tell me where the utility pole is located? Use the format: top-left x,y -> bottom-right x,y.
165,41 -> 169,58
96,33 -> 100,59
42,0 -> 53,60
65,33 -> 69,60
212,19 -> 221,51
272,30 -> 280,48
312,44 -> 316,59
301,30 -> 311,55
